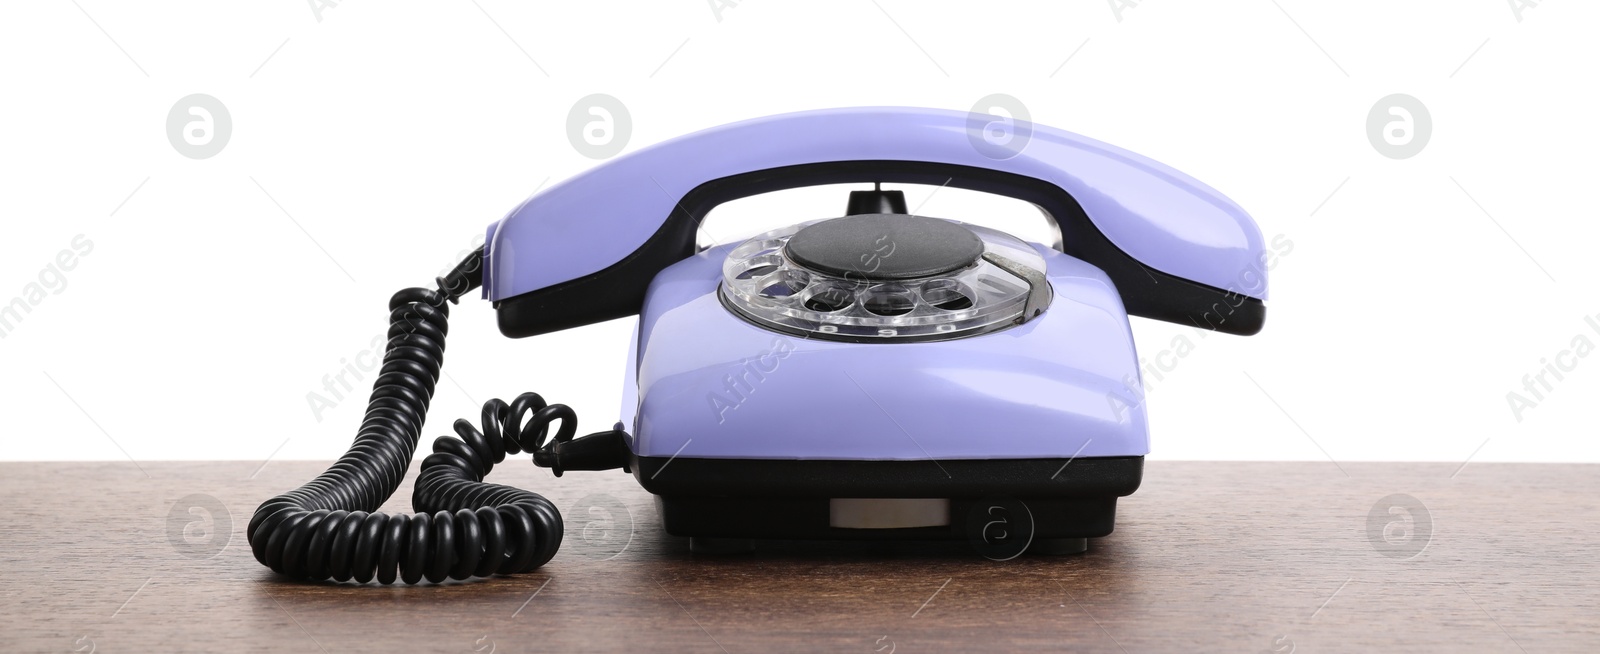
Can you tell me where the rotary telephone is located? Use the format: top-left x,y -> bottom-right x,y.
249,107 -> 1268,584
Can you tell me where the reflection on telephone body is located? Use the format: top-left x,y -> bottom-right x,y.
250,107 -> 1269,584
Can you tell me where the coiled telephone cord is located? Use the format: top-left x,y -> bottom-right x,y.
247,248 -> 623,584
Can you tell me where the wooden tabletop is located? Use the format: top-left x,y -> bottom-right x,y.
2,460 -> 1595,653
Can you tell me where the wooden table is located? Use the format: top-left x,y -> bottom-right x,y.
2,461 -> 1595,652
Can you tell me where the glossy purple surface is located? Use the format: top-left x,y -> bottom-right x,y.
486,106 -> 1266,302
619,244 -> 1148,461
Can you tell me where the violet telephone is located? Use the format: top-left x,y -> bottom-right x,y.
249,107 -> 1268,584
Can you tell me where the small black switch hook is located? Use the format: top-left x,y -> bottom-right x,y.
845,182 -> 908,215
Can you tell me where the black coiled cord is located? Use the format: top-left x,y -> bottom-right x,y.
248,248 -> 622,584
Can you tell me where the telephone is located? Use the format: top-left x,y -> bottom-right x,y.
250,107 -> 1268,584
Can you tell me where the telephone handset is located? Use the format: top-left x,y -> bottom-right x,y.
251,107 -> 1269,584
489,107 -> 1264,337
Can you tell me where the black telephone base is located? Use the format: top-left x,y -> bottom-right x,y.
657,495 -> 1118,539
632,455 -> 1139,555
685,536 -> 1090,556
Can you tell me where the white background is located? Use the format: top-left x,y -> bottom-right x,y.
1,0 -> 1595,465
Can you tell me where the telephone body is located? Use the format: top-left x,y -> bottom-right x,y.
251,107 -> 1268,583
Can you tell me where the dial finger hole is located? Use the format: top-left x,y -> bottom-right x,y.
802,283 -> 855,312
863,284 -> 915,317
734,254 -> 785,280
758,269 -> 810,298
921,279 -> 974,311
729,238 -> 785,260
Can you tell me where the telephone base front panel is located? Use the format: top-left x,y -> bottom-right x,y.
685,536 -> 1090,556
634,454 -> 1141,554
658,496 -> 1118,539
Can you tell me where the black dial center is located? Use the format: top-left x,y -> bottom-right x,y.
783,213 -> 984,281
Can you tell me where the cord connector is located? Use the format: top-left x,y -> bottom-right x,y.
435,246 -> 486,304
533,430 -> 629,477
